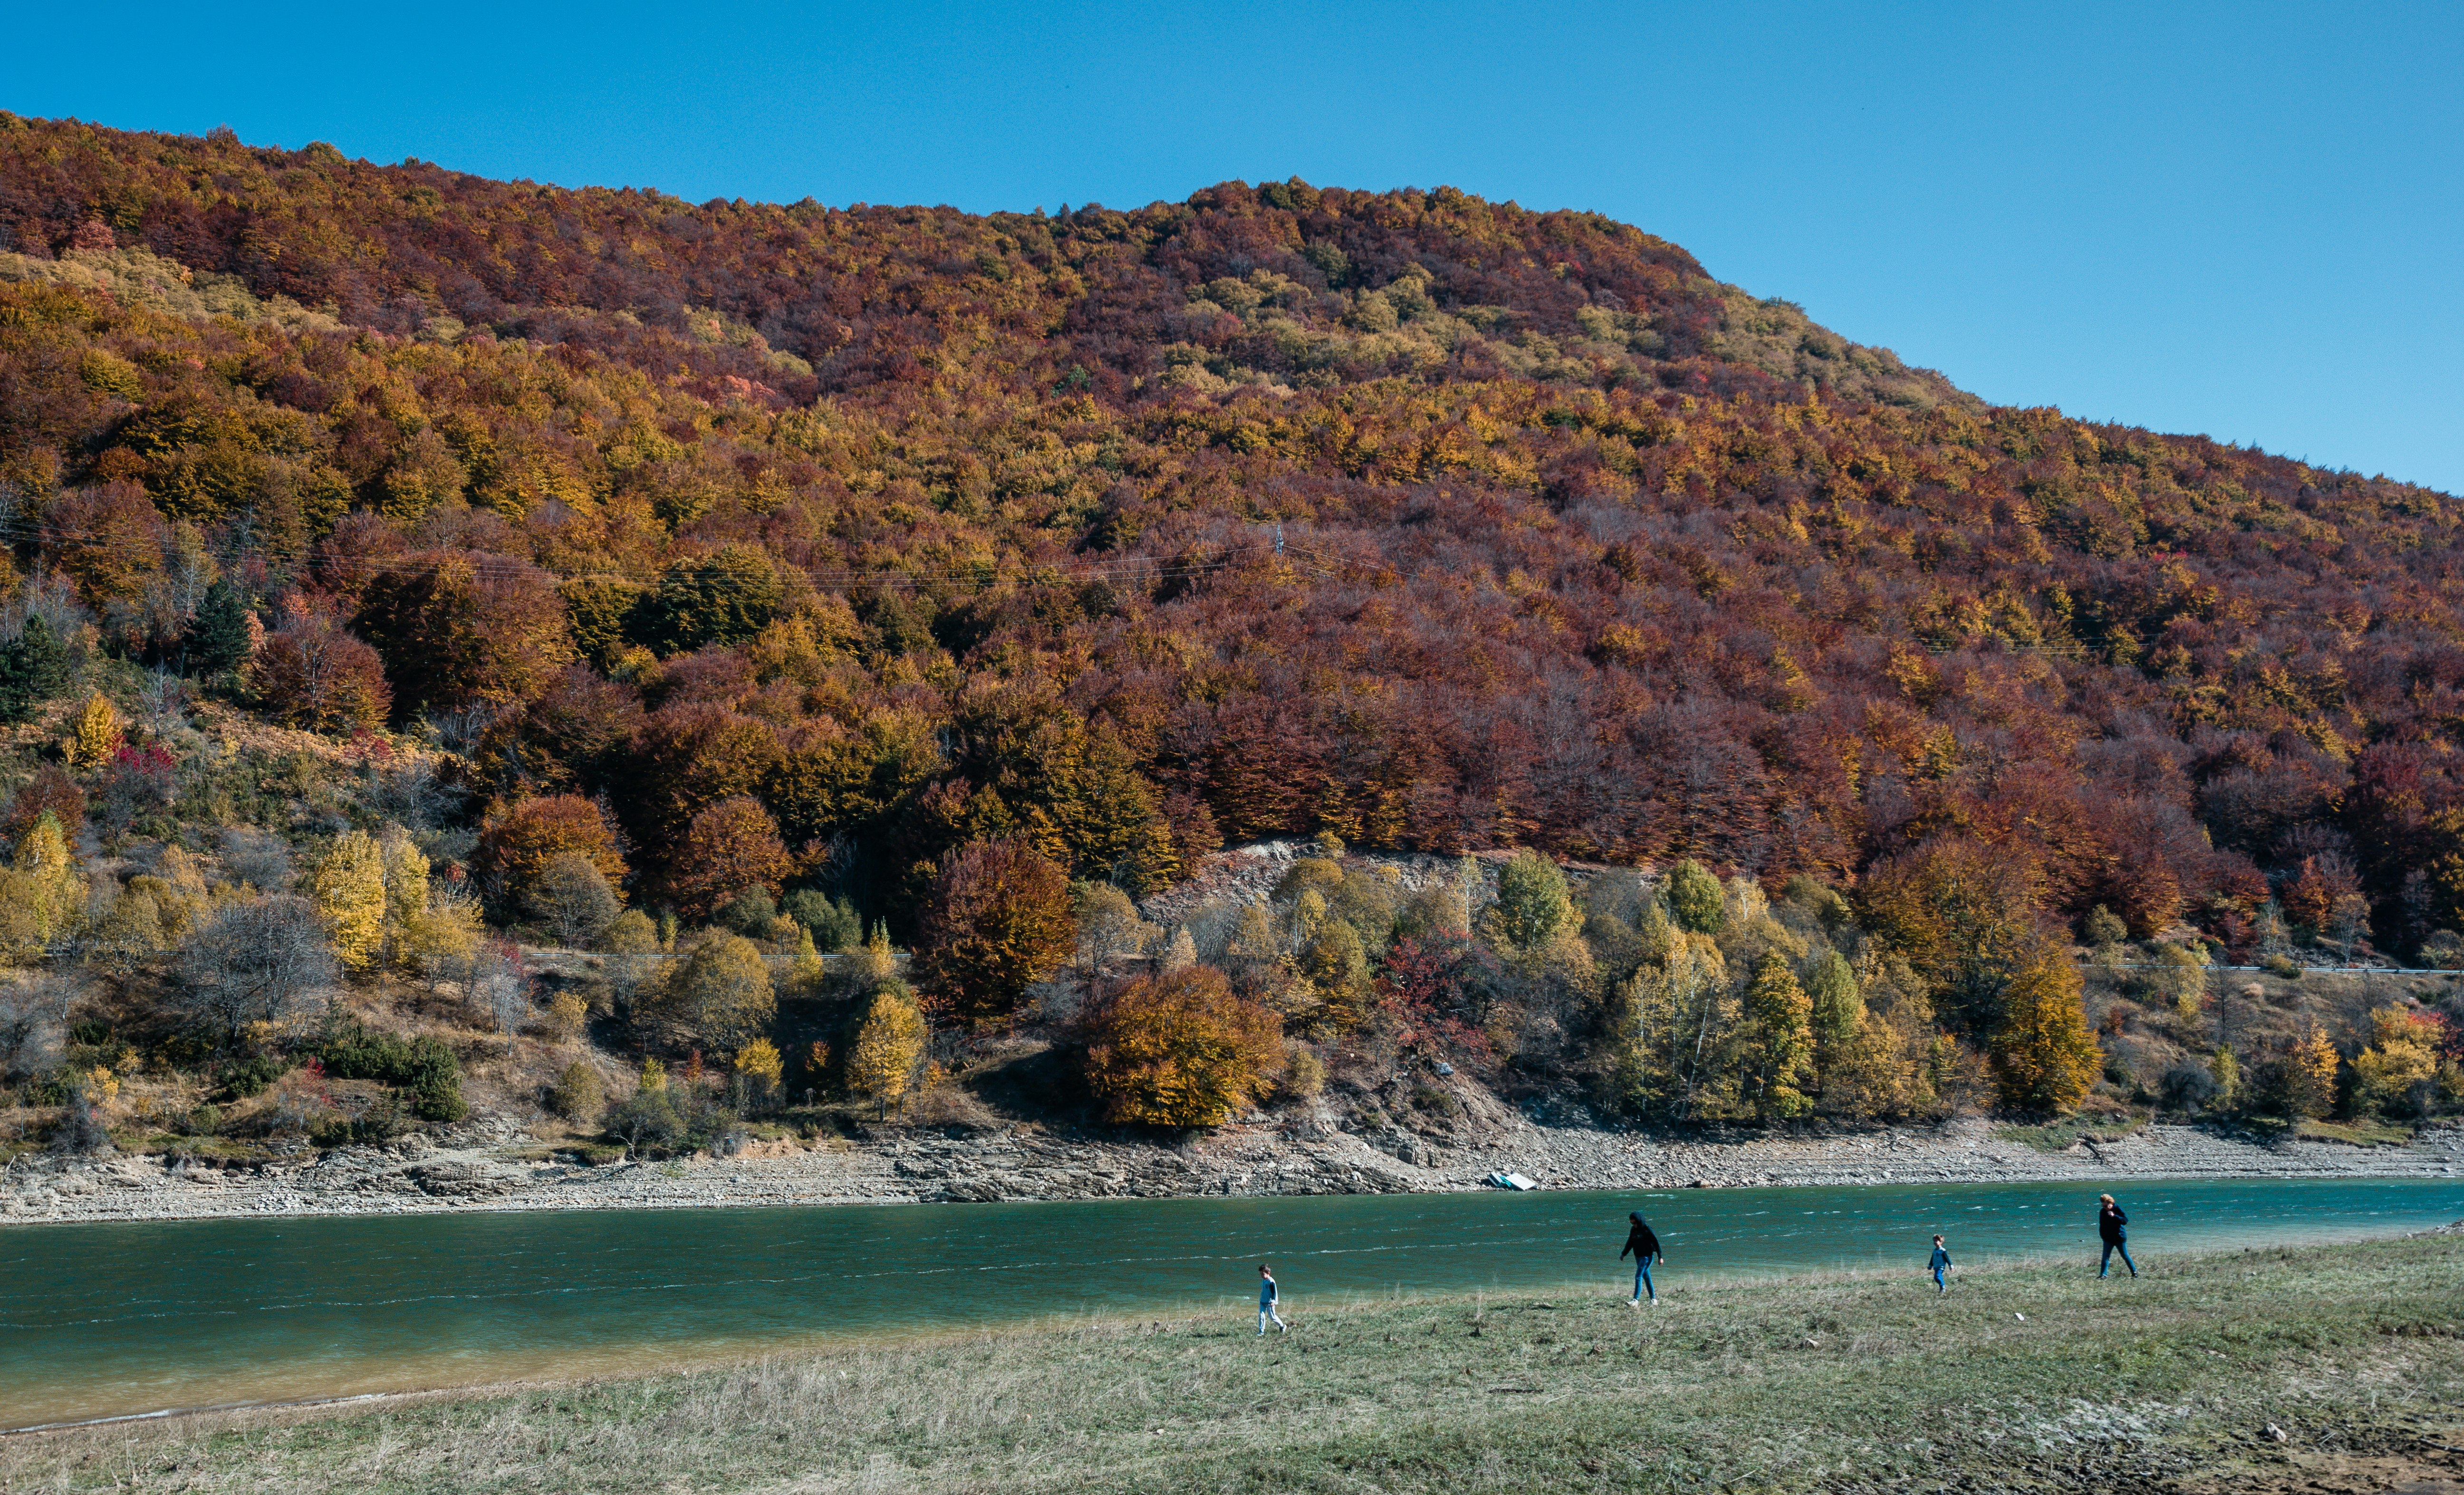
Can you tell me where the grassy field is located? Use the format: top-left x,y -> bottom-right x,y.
3,1238 -> 2460,1495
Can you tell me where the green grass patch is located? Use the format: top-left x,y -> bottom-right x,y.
3,1236 -> 2460,1493
1991,1112 -> 2149,1151
2294,1117 -> 2416,1147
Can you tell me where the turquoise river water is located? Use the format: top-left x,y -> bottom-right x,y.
3,1176 -> 2459,1428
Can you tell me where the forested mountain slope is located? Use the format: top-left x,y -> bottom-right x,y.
1,110 -> 2459,965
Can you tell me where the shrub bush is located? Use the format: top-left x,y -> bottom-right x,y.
320,1023 -> 414,1081
549,1061 -> 604,1120
2159,1061 -> 2219,1113
320,1023 -> 465,1120
309,1092 -> 404,1148
404,1037 -> 469,1122
605,1078 -> 683,1154
216,1053 -> 288,1100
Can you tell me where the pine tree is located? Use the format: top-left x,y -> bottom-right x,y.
0,615 -> 73,723
1742,951 -> 1815,1119
189,579 -> 256,677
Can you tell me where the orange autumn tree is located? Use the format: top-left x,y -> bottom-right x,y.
667,795 -> 794,921
1081,965 -> 1284,1128
352,550 -> 574,721
474,795 -> 627,913
914,838 -> 1075,1023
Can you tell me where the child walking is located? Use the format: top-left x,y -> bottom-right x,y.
1929,1234 -> 1952,1294
1257,1264 -> 1288,1335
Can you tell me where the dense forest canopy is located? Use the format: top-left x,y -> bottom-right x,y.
4,112 -> 2463,963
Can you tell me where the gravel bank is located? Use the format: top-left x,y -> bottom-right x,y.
5,1111 -> 2459,1226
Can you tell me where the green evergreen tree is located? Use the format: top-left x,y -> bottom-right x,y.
0,615 -> 72,723
189,578 -> 256,677
1490,849 -> 1575,951
1666,859 -> 1726,935
1805,949 -> 1864,1072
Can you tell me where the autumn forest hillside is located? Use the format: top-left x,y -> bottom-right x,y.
0,111 -> 2458,1152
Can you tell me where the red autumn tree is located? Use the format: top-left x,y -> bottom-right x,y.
1,764 -> 86,849
667,795 -> 795,920
247,605 -> 390,733
914,837 -> 1075,1024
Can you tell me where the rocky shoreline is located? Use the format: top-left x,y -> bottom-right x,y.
5,1111 -> 2459,1227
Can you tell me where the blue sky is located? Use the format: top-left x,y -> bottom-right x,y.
7,1 -> 2460,491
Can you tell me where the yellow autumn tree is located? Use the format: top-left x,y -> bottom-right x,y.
1741,951 -> 1816,1120
381,829 -> 430,940
648,933 -> 775,1050
2349,1005 -> 2439,1117
854,922 -> 897,986
1986,939 -> 2101,1114
129,844 -> 211,942
788,923 -> 825,992
67,693 -> 123,771
846,980 -> 925,1118
311,830 -> 388,970
2278,1024 -> 2342,1119
376,826 -> 451,972
0,810 -> 83,959
1081,965 -> 1283,1128
734,1037 -> 784,1106
399,889 -> 482,984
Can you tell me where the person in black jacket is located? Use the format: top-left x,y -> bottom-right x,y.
1929,1234 -> 1953,1294
2097,1194 -> 2137,1278
1621,1212 -> 1663,1305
